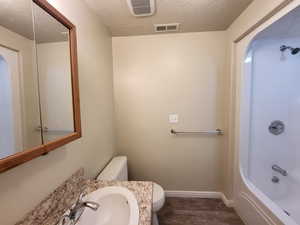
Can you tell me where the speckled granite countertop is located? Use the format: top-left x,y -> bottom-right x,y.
16,169 -> 153,225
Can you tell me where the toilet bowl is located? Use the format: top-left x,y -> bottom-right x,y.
97,156 -> 165,225
152,183 -> 165,225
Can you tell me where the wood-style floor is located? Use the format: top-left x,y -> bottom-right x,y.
158,197 -> 245,225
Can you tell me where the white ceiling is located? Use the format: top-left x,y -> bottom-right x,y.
84,0 -> 254,36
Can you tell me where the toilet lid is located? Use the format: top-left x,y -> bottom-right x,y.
152,183 -> 165,212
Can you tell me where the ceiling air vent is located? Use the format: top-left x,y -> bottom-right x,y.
154,23 -> 180,33
127,0 -> 155,17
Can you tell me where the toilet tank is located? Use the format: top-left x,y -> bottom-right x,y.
96,156 -> 128,181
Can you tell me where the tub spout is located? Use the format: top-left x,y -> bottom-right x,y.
272,164 -> 288,176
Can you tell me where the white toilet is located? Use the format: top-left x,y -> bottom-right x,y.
97,156 -> 165,225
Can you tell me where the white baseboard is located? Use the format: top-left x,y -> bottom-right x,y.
220,193 -> 235,208
165,190 -> 234,208
165,190 -> 220,198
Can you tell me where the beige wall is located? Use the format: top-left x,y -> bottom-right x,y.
113,32 -> 228,191
0,0 -> 116,224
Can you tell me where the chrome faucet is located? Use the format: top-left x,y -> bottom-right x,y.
60,193 -> 100,225
272,164 -> 288,176
68,201 -> 99,220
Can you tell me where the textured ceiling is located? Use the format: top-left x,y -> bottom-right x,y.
84,0 -> 254,36
0,0 -> 68,43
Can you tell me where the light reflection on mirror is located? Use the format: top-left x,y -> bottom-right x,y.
33,2 -> 74,143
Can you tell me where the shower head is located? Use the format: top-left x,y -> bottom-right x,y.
280,45 -> 300,55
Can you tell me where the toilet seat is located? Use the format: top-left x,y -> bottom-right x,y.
152,183 -> 165,212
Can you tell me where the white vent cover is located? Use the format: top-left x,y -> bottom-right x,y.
127,0 -> 155,17
154,23 -> 180,33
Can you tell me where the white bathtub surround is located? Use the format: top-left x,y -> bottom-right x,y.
246,35 -> 300,224
232,1 -> 300,225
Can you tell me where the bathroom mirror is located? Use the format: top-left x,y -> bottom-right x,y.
33,2 -> 75,143
0,0 -> 81,172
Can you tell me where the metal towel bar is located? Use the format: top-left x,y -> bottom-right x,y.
170,129 -> 224,136
35,126 -> 73,134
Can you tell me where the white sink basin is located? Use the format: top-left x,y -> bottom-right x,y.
60,186 -> 139,225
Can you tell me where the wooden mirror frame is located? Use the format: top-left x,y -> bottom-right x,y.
0,0 -> 81,172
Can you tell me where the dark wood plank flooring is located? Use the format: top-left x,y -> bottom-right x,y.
158,197 -> 245,225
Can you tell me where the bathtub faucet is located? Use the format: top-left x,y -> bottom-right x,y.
272,164 -> 288,176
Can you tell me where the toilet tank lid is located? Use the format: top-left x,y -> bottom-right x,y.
97,156 -> 127,181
